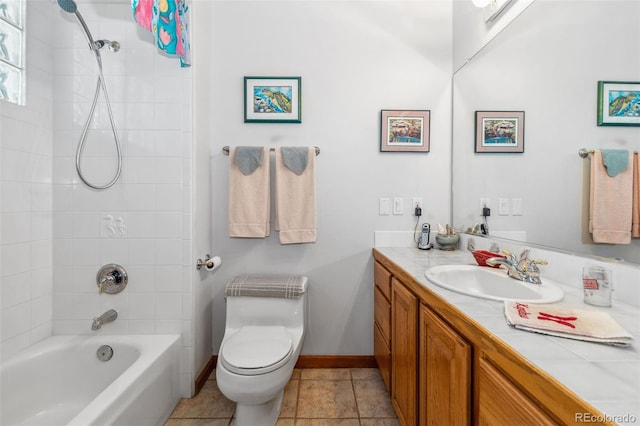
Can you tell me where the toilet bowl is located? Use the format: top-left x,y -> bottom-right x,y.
216,275 -> 308,426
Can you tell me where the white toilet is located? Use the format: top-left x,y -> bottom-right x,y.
216,275 -> 309,426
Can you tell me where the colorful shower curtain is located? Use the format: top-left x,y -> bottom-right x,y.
132,0 -> 191,67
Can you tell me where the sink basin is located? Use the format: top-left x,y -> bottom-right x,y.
424,265 -> 564,303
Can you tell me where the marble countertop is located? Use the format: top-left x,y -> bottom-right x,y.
374,247 -> 640,425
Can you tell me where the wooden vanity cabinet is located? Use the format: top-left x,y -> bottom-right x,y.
373,261 -> 392,391
477,357 -> 557,426
420,305 -> 471,425
391,278 -> 419,426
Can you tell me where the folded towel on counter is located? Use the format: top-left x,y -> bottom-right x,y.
504,301 -> 633,346
228,147 -> 270,238
131,0 -> 190,67
589,149 -> 633,244
601,149 -> 629,177
633,152 -> 640,238
275,146 -> 317,244
225,274 -> 308,299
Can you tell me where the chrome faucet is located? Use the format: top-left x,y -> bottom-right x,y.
486,249 -> 548,284
91,309 -> 118,330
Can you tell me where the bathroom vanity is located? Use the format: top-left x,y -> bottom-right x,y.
372,246 -> 639,426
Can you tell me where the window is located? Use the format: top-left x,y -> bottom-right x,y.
0,0 -> 25,105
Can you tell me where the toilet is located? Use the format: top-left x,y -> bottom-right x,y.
216,275 -> 309,426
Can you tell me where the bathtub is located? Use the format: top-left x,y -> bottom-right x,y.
0,334 -> 182,426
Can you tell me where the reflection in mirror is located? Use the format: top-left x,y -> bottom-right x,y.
452,0 -> 640,264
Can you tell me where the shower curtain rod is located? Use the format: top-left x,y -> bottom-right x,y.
222,146 -> 320,156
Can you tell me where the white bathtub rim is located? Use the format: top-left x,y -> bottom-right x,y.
1,334 -> 182,426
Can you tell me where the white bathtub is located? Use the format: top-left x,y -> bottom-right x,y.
0,334 -> 182,426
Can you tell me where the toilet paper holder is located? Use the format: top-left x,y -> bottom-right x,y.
196,254 -> 221,271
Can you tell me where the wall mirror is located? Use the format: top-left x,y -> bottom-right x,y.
452,0 -> 640,264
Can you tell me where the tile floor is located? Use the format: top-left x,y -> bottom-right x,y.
165,368 -> 399,426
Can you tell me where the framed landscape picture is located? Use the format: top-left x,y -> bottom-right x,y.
475,111 -> 525,153
244,76 -> 301,123
380,110 -> 430,153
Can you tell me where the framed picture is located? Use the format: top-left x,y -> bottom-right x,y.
380,110 -> 430,152
244,76 -> 301,123
474,111 -> 525,153
597,81 -> 640,126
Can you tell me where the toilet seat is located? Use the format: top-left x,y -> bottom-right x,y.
221,326 -> 293,376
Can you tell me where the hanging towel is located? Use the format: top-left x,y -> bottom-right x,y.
601,149 -> 629,177
275,146 -> 317,244
229,147 -> 270,238
225,275 -> 308,299
131,0 -> 191,67
589,150 -> 633,244
633,152 -> 640,238
504,301 -> 633,346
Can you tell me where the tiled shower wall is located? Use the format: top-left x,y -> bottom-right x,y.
2,1 -> 194,396
50,3 -> 193,394
1,3 -> 54,361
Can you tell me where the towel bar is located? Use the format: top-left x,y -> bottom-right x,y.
579,148 -> 637,158
223,146 -> 320,156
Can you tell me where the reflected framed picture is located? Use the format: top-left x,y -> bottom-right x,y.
474,111 -> 525,153
244,76 -> 301,123
597,81 -> 640,126
380,110 -> 430,153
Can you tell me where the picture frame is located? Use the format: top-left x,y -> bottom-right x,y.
380,110 -> 430,153
597,81 -> 640,126
244,76 -> 301,123
474,111 -> 525,153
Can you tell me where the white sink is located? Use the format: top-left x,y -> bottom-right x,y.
424,265 -> 564,303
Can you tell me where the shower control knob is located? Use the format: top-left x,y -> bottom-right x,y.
96,264 -> 128,294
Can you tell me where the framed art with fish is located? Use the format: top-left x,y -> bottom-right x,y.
597,81 -> 640,126
244,76 -> 301,123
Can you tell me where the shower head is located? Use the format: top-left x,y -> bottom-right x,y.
57,0 -> 78,13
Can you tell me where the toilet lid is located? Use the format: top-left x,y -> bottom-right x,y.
221,326 -> 293,376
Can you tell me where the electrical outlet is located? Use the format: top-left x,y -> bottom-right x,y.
479,198 -> 490,210
379,198 -> 390,215
512,198 -> 523,216
412,197 -> 423,209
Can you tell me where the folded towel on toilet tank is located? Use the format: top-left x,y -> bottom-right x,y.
225,275 -> 308,299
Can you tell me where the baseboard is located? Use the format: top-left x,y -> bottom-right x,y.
195,355 -> 217,396
295,355 -> 377,369
194,354 -> 377,396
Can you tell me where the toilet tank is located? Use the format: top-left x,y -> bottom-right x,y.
224,278 -> 309,330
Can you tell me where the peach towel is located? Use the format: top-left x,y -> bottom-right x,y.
589,150 -> 633,244
633,152 -> 640,238
275,147 -> 317,244
228,147 -> 270,238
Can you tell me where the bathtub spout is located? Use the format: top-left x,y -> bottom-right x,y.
92,309 -> 118,330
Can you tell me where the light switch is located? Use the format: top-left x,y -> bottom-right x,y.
498,198 -> 509,215
393,197 -> 403,215
379,198 -> 391,215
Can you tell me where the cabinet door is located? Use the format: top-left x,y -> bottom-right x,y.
391,278 -> 418,426
477,357 -> 558,426
419,305 -> 471,426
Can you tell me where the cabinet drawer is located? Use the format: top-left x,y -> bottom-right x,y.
374,285 -> 391,345
374,323 -> 391,392
374,261 -> 392,301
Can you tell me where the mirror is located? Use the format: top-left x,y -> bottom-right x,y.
452,0 -> 640,264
